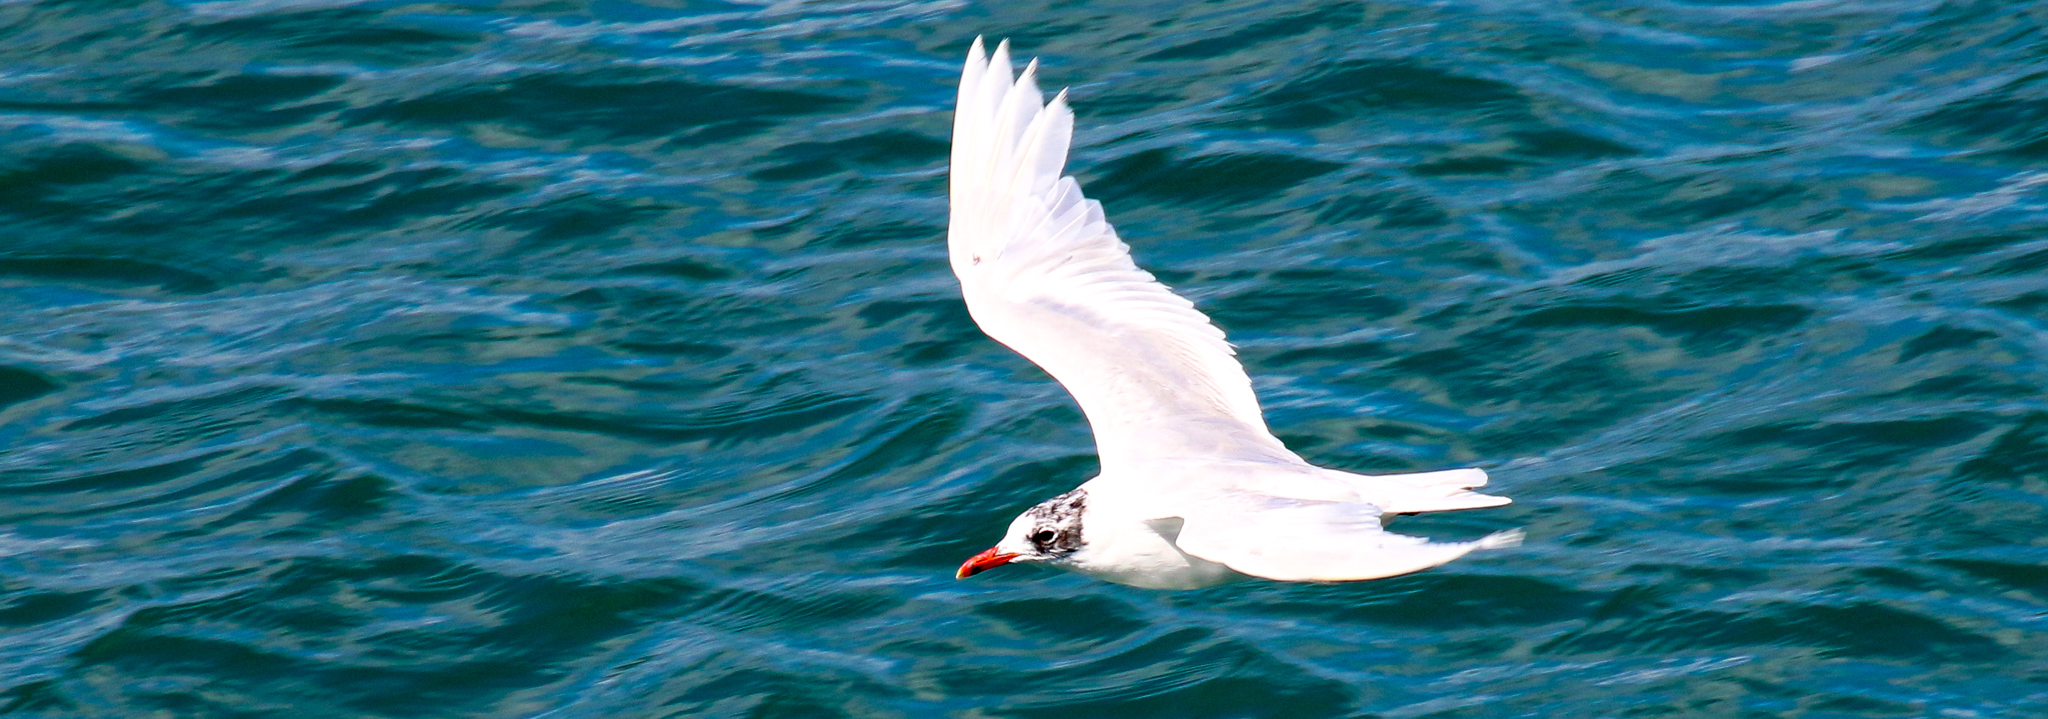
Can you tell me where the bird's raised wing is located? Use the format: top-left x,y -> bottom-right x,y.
949,38 -> 1296,471
1171,497 -> 1524,582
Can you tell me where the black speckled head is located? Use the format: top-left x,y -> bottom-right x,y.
1017,488 -> 1086,557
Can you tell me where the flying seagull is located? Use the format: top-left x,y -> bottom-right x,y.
948,38 -> 1521,590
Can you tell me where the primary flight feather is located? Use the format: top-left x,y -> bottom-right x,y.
949,38 -> 1520,590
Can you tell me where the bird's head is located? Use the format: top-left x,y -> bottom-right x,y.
956,488 -> 1087,579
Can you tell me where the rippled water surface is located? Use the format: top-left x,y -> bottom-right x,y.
4,0 -> 2048,716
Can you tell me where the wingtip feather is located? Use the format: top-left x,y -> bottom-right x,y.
990,38 -> 1013,80
1474,528 -> 1524,551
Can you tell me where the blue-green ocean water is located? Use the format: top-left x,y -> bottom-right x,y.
3,0 -> 2047,716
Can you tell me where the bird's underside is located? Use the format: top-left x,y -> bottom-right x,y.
946,37 -> 1520,588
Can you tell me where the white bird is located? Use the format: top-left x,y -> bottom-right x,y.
948,38 -> 1521,590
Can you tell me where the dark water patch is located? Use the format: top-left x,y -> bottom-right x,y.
977,595 -> 1149,642
285,397 -> 492,431
1226,59 -> 1527,129
1411,155 -> 1531,177
1902,71 -> 2048,156
8,449 -> 335,527
1846,567 -> 1945,595
1990,288 -> 2048,317
345,73 -> 854,144
289,159 -> 385,183
1807,693 -> 1922,716
997,672 -> 1354,719
1312,189 -> 1449,227
1570,267 -> 1656,289
1140,2 -> 1363,61
1509,128 -> 1637,161
685,584 -> 902,634
0,586 -> 109,627
1458,352 -> 1679,455
1948,412 -> 2048,488
1714,416 -> 1988,454
809,393 -> 970,486
816,219 -> 942,249
71,630 -> 537,717
62,385 -> 291,433
859,297 -> 977,332
0,366 -> 60,410
1539,601 -> 2005,661
0,144 -> 149,220
1509,301 -> 1813,353
210,165 -> 523,234
0,255 -> 220,293
61,555 -> 735,716
0,680 -> 68,714
1636,177 -> 1807,225
604,339 -> 735,359
1208,269 -> 1406,328
558,374 -> 733,399
1350,418 -> 1463,446
1666,262 -> 1857,297
1087,149 -> 1344,207
1075,91 -> 1182,118
1979,246 -> 2048,277
339,325 -> 582,360
130,71 -> 346,132
965,630 -> 1358,719
893,338 -> 975,366
750,130 -> 948,183
485,392 -> 876,446
1616,563 -> 1772,589
1262,574 -> 1603,628
612,257 -> 737,281
553,285 -> 779,332
201,470 -> 399,538
1885,372 -> 2039,400
1266,339 -> 1393,366
1687,416 -> 1990,485
462,193 -> 673,246
174,7 -> 483,65
0,450 -> 228,499
1509,169 -> 1812,231
740,393 -> 972,512
1883,228 -> 2046,264
1932,558 -> 2048,600
1584,583 -> 1677,624
1898,325 -> 1998,363
1664,470 -> 1849,496
659,662 -> 901,719
1379,340 -> 1667,432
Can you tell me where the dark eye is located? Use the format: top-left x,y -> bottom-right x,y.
1031,529 -> 1055,544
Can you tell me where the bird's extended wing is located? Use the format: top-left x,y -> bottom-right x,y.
1171,497 -> 1524,582
949,38 -> 1295,471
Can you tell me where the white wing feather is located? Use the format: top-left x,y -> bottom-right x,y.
949,37 -> 1295,471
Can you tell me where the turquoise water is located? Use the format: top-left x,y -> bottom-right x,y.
3,0 -> 2047,716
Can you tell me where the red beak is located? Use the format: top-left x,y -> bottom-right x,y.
956,546 -> 1020,579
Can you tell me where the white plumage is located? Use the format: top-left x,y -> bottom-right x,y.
949,38 -> 1520,590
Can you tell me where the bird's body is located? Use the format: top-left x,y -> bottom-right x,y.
948,38 -> 1520,589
